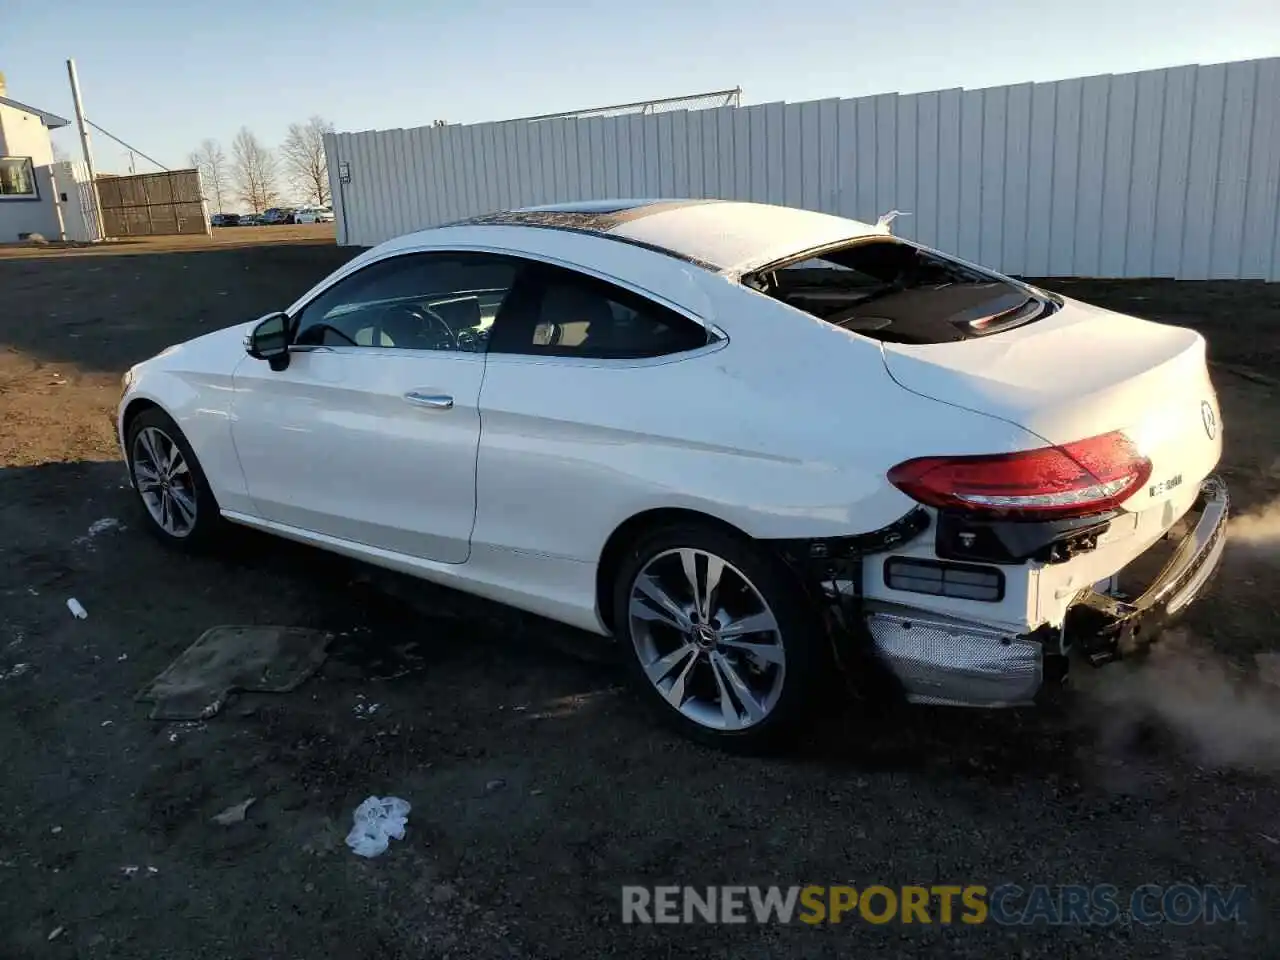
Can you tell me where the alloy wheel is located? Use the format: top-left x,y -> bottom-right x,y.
131,426 -> 199,538
628,547 -> 787,731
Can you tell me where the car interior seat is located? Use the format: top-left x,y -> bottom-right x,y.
539,283 -> 617,351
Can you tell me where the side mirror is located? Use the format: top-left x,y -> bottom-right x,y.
245,312 -> 291,371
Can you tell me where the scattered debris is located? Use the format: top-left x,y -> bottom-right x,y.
51,826 -> 62,835
353,695 -> 381,719
135,625 -> 330,721
1261,834 -> 1280,845
121,866 -> 138,876
100,720 -> 113,727
325,624 -> 430,681
47,926 -> 64,941
117,653 -> 128,662
67,598 -> 88,620
211,798 -> 256,825
345,796 -> 411,858
1,663 -> 31,681
73,517 -> 122,549
485,779 -> 506,793
165,720 -> 208,744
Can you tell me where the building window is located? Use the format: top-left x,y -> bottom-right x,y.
0,157 -> 38,200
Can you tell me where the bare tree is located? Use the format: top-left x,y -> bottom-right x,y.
51,140 -> 70,163
281,116 -> 334,205
231,127 -> 280,213
189,138 -> 230,213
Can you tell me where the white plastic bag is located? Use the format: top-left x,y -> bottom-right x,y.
345,795 -> 411,858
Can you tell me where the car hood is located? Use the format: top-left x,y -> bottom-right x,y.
139,319 -> 258,372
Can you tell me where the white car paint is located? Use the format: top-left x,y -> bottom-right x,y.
230,346 -> 485,563
119,199 -> 1225,703
294,206 -> 335,224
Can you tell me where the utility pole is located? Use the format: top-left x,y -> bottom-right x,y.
47,166 -> 68,242
66,59 -> 106,241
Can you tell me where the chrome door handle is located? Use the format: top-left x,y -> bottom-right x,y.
404,391 -> 453,409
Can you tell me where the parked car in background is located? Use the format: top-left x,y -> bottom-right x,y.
116,198 -> 1228,752
261,207 -> 299,225
294,206 -> 335,224
239,213 -> 262,226
210,213 -> 240,227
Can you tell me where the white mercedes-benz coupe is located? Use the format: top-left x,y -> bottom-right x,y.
117,198 -> 1228,750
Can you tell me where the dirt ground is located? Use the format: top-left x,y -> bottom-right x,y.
2,225 -> 1280,958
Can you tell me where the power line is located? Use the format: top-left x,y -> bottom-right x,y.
83,118 -> 169,171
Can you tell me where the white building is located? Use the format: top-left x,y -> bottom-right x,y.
0,73 -> 100,243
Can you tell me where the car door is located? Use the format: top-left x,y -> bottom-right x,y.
473,260 -> 717,564
230,250 -> 521,563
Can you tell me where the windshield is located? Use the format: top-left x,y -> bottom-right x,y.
743,238 -> 1057,344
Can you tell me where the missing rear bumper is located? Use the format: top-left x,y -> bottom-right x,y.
787,476 -> 1229,708
1065,474 -> 1229,665
863,610 -> 1043,706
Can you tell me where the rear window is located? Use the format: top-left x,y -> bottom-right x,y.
743,239 -> 1058,344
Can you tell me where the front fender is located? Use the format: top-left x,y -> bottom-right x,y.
117,354 -> 254,515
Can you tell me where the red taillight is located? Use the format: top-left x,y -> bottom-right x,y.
887,430 -> 1151,520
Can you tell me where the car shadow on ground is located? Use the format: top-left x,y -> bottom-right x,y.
6,458 -> 1280,958
0,457 -> 1179,788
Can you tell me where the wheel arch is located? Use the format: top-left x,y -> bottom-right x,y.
121,396 -> 163,440
595,507 -> 757,633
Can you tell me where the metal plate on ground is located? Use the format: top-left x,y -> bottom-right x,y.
135,625 -> 330,720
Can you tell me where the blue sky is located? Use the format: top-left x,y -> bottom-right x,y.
4,0 -> 1278,174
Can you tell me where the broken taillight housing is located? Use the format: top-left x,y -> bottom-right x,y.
887,430 -> 1151,521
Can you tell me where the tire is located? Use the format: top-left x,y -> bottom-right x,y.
612,521 -> 829,753
124,407 -> 223,550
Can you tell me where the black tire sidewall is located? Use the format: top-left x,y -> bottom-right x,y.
124,408 -> 222,549
612,522 -> 828,753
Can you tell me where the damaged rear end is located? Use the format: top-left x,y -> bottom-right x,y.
746,237 -> 1229,707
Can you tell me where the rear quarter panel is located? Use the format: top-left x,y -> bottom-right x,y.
472,279 -> 1048,563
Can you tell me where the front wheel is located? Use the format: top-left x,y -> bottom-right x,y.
125,408 -> 223,549
612,522 -> 828,752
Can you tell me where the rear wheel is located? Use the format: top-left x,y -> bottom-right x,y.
125,408 -> 223,549
612,521 -> 827,752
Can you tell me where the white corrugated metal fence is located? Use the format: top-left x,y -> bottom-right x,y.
325,58 -> 1280,280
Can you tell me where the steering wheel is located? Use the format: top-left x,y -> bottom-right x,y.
454,327 -> 486,352
373,303 -> 456,350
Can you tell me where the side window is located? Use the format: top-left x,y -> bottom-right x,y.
293,252 -> 519,353
490,263 -> 709,359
